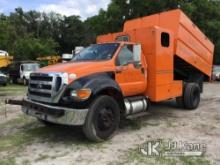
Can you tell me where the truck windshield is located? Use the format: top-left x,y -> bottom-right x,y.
23,64 -> 39,71
72,43 -> 119,62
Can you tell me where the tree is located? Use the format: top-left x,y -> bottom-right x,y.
0,1 -> 220,63
0,18 -> 18,54
85,0 -> 220,64
58,16 -> 86,53
13,36 -> 58,60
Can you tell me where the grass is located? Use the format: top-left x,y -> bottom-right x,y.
120,117 -> 160,131
0,115 -> 33,130
0,84 -> 27,97
0,121 -> 106,164
0,157 -> 16,165
0,115 -> 106,152
0,84 -> 26,91
179,156 -> 211,165
0,82 -> 106,163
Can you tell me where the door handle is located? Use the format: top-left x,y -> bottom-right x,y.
141,67 -> 145,74
116,68 -> 122,73
115,66 -> 124,73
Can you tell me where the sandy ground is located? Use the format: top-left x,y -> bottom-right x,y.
0,83 -> 219,165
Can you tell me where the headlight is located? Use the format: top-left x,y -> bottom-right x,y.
70,88 -> 92,100
62,72 -> 77,84
69,73 -> 77,80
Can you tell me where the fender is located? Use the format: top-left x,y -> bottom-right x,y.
62,72 -> 126,112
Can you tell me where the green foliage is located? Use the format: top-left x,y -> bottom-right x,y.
0,0 -> 220,63
13,36 -> 58,60
58,16 -> 86,53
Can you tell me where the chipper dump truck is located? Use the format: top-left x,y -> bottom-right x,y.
6,9 -> 214,142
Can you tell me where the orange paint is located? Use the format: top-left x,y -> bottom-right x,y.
97,9 -> 214,101
40,9 -> 214,102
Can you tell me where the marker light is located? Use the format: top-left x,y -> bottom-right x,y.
70,88 -> 92,100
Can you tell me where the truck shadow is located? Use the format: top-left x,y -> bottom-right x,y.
21,99 -> 187,145
3,98 -> 182,146
23,123 -> 95,145
119,99 -> 189,130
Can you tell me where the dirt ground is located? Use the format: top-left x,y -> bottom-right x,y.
0,83 -> 219,165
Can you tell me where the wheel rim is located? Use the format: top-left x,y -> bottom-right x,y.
97,107 -> 115,132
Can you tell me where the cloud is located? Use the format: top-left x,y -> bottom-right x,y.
0,0 -> 7,12
38,0 -> 110,20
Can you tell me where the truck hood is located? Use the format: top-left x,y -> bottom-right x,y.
39,61 -> 115,80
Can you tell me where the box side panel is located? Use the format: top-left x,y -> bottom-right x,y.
123,9 -> 214,77
97,34 -> 114,43
175,12 -> 214,76
124,14 -> 160,31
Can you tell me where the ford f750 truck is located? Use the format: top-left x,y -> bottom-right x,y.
7,9 -> 214,142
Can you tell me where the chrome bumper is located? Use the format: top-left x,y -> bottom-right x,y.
7,99 -> 88,126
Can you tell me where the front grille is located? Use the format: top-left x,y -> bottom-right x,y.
30,83 -> 52,90
30,76 -> 53,81
29,91 -> 52,98
28,73 -> 64,103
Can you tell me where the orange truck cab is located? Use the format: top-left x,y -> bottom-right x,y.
7,9 -> 214,142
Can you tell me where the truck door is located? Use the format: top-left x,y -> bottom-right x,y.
115,44 -> 147,96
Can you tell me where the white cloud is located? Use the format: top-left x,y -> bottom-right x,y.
0,0 -> 7,12
38,0 -> 110,20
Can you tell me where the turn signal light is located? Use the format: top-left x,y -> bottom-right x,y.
71,88 -> 92,100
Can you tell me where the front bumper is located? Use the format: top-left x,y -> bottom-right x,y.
6,99 -> 88,126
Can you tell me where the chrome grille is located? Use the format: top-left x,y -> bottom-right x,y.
28,72 -> 67,103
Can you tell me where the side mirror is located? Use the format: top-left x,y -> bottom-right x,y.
21,65 -> 24,71
133,44 -> 141,63
133,44 -> 142,68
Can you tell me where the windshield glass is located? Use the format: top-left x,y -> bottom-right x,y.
72,43 -> 119,62
23,64 -> 39,71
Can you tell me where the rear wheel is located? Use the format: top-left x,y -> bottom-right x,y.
176,83 -> 200,110
83,95 -> 120,142
184,83 -> 200,110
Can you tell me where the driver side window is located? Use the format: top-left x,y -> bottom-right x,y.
116,45 -> 133,66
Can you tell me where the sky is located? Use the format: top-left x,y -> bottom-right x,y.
0,0 -> 111,20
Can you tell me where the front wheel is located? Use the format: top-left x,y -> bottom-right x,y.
83,95 -> 120,142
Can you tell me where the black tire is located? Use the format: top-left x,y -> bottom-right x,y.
183,83 -> 200,110
176,96 -> 184,108
83,95 -> 120,142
